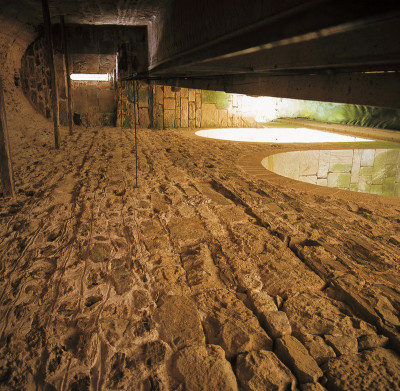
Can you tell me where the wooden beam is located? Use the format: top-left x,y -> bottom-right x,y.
150,1 -> 400,74
149,71 -> 400,109
60,16 -> 73,136
197,16 -> 400,74
0,79 -> 15,197
42,0 -> 60,149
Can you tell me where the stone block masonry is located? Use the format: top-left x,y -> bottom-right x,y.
21,39 -> 68,126
117,83 -> 259,130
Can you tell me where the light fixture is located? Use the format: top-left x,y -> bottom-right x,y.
70,73 -> 110,81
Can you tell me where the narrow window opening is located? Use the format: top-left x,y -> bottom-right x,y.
70,73 -> 110,81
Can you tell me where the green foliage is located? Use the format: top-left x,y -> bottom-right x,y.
202,90 -> 217,104
292,100 -> 400,131
215,91 -> 230,109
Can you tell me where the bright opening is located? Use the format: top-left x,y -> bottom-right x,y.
195,128 -> 373,143
70,73 -> 110,81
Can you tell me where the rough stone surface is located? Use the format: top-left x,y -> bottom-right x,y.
323,348 -> 400,391
357,334 -> 388,351
324,335 -> 358,356
298,334 -> 336,365
155,295 -> 205,349
275,336 -> 323,384
259,310 -> 292,339
300,383 -> 327,391
236,350 -> 296,391
171,345 -> 238,391
247,290 -> 278,313
197,290 -> 273,358
284,292 -> 375,337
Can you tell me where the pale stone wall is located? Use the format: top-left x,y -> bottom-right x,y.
117,83 -> 259,130
72,81 -> 116,127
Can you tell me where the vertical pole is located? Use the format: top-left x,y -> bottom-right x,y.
0,78 -> 15,197
134,80 -> 138,188
42,0 -> 60,149
120,82 -> 123,128
60,16 -> 73,136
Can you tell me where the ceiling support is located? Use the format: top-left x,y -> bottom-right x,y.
60,16 -> 73,136
0,79 -> 15,198
42,0 -> 60,149
148,71 -> 400,109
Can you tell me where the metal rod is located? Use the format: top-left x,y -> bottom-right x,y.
42,0 -> 60,149
60,16 -> 73,136
134,80 -> 138,188
120,81 -> 123,128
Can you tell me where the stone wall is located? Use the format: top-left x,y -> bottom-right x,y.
20,38 -> 68,125
72,81 -> 116,127
117,83 -> 259,129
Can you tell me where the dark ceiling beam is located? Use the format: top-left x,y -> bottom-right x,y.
195,15 -> 400,74
149,71 -> 400,109
150,0 -> 400,75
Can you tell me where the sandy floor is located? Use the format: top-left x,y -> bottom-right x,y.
1,94 -> 400,391
2,15 -> 400,390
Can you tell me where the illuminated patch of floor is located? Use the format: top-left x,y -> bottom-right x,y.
195,128 -> 373,143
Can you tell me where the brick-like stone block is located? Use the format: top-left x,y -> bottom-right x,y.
195,109 -> 201,128
163,85 -> 175,98
189,102 -> 196,120
155,85 -> 164,104
260,311 -> 292,339
189,119 -> 196,129
139,108 -> 150,128
181,88 -> 188,98
155,295 -> 205,349
202,103 -> 217,127
188,89 -> 196,101
247,290 -> 277,313
275,336 -> 323,384
153,104 -> 163,129
300,383 -> 327,391
164,98 -> 175,110
195,93 -> 202,109
236,350 -> 296,391
164,109 -> 175,128
298,334 -> 336,365
357,334 -> 388,351
172,345 -> 238,391
181,98 -> 189,127
324,335 -> 358,356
